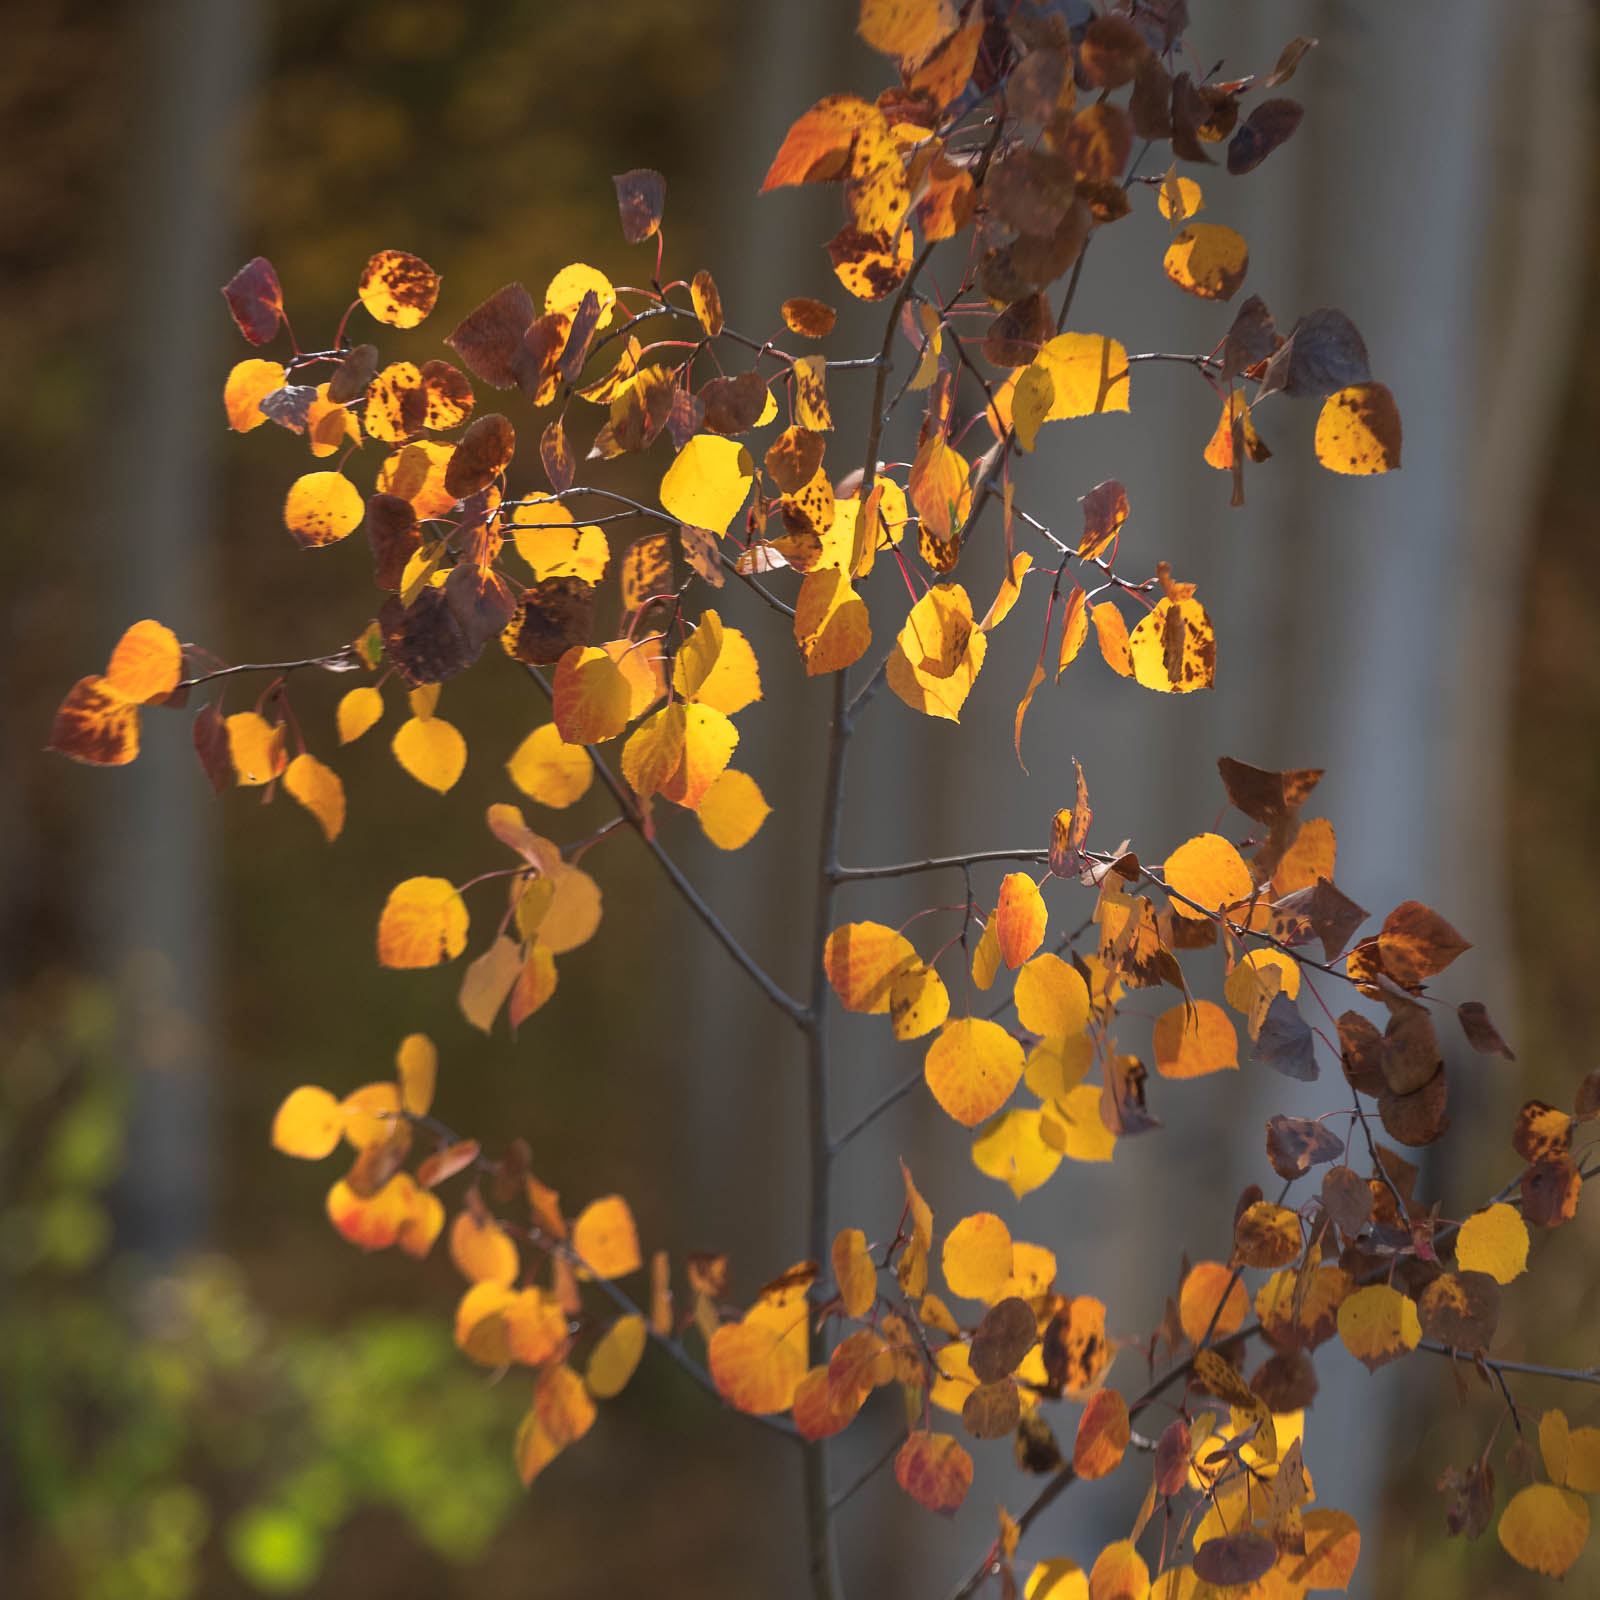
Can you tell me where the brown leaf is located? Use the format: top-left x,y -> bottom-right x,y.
1228,98 -> 1304,174
971,1297 -> 1038,1384
1378,900 -> 1471,986
366,494 -> 421,591
1251,1348 -> 1319,1412
962,1379 -> 1023,1439
1379,1064 -> 1450,1148
984,294 -> 1052,369
1418,1271 -> 1500,1351
222,256 -> 283,345
1265,1114 -> 1342,1180
192,703 -> 233,792
613,168 -> 666,244
1194,1531 -> 1277,1588
1257,308 -> 1371,400
1457,1000 -> 1514,1059
1264,37 -> 1319,89
379,588 -> 478,687
501,578 -> 597,666
698,371 -> 770,435
447,284 -> 537,389
1321,1165 -> 1374,1239
1521,1156 -> 1581,1227
328,342 -> 380,404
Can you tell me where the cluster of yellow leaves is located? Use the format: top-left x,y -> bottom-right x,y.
1498,1410 -> 1600,1576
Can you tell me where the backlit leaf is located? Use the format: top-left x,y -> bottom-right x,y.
888,583 -> 986,720
859,0 -> 954,59
696,768 -> 770,850
1091,603 -> 1133,676
925,1018 -> 1026,1128
106,620 -> 182,703
1014,953 -> 1090,1038
1032,334 -> 1131,419
895,1430 -> 972,1515
392,713 -> 466,793
337,686 -> 384,744
832,1227 -> 876,1319
795,567 -> 871,675
587,1314 -> 648,1399
284,470 -> 363,548
762,95 -> 874,190
1314,383 -> 1402,475
782,298 -> 837,338
1163,224 -> 1248,301
1087,1540 -> 1149,1600
825,922 -> 919,1013
1498,1485 -> 1589,1577
377,877 -> 469,968
1378,899 -> 1470,985
612,168 -> 665,244
573,1195 -> 640,1280
1073,1388 -> 1130,1479
1040,1084 -> 1117,1163
1152,1000 -> 1237,1078
1336,1284 -> 1420,1371
535,1362 -> 597,1449
1455,1203 -> 1528,1284
890,963 -> 949,1040
272,1086 -> 343,1159
357,250 -> 440,328
1128,597 -> 1215,693
509,500 -> 609,583
1164,834 -> 1252,918
995,874 -> 1047,968
507,722 -> 593,808
943,1212 -> 1013,1302
1026,1561 -> 1088,1600
660,434 -> 754,533
552,646 -> 632,743
450,1209 -> 519,1286
222,256 -> 283,345
225,712 -> 287,786
1179,1261 -> 1248,1344
828,224 -> 914,302
458,935 -> 522,1032
972,1110 -> 1062,1199
224,358 -> 285,431
283,753 -> 345,841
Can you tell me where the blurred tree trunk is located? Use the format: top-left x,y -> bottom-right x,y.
98,0 -> 261,1260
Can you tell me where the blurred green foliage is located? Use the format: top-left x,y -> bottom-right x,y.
1,977 -> 519,1598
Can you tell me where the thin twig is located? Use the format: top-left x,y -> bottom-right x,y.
828,1427 -> 907,1511
1416,1344 -> 1600,1386
831,1068 -> 924,1153
831,849 -> 1049,883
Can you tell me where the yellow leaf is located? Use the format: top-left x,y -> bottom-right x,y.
1164,833 -> 1253,918
392,715 -> 466,793
283,470 -> 363,548
659,434 -> 754,534
825,921 -> 919,1013
458,934 -> 522,1032
1162,224 -> 1249,301
1336,1283 -> 1421,1371
224,358 -> 284,431
225,712 -> 287,786
659,704 -> 739,811
508,499 -> 610,582
507,722 -> 593,808
395,1033 -> 435,1116
1454,1202 -> 1528,1285
337,686 -> 384,744
1565,1426 -> 1600,1493
1152,1000 -> 1238,1078
859,0 -> 955,59
357,249 -> 440,328
1156,169 -> 1203,223
1314,382 -> 1403,475
376,439 -> 454,518
283,752 -> 345,841
971,1109 -> 1062,1200
888,582 -> 987,720
552,646 -> 632,743
1025,1560 -> 1088,1600
795,567 -> 871,676
1498,1484 -> 1589,1577
889,962 -> 949,1040
573,1195 -> 641,1278
537,865 -> 602,955
339,1082 -> 402,1150
1024,1033 -> 1093,1101
685,624 -> 762,715
1540,1409 -> 1571,1486
271,1086 -> 343,1159
587,1314 -> 649,1399
305,385 -> 360,458
832,1227 -> 877,1318
1033,334 -> 1131,420
536,1361 -> 597,1448
1014,953 -> 1090,1038
925,1017 -> 1026,1128
697,768 -> 770,850
450,1209 -> 520,1286
1011,362 -> 1054,451
377,876 -> 469,968
1088,1540 -> 1149,1600
1040,1084 -> 1116,1163
970,917 -> 1001,990
1128,597 -> 1216,694
546,261 -> 616,328
621,703 -> 687,801
943,1212 -> 1013,1302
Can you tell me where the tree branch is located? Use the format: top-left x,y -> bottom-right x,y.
831,848 -> 1048,883
523,666 -> 808,1028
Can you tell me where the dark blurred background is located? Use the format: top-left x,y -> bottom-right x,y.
3,2 -> 1597,1597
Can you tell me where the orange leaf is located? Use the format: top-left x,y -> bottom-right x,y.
283,752 -> 345,841
377,876 -> 469,968
1087,1540 -> 1149,1600
832,1227 -> 876,1318
1091,603 -> 1133,676
762,95 -> 874,190
395,1033 -> 435,1116
1073,1388 -> 1130,1479
47,677 -> 141,767
224,358 -> 285,431
994,873 -> 1047,968
535,1362 -> 597,1449
894,1430 -> 973,1515
943,1212 -> 1014,1301
1164,833 -> 1252,919
709,1316 -> 807,1415
1152,1000 -> 1238,1078
450,1208 -> 519,1286
572,1195 -> 641,1278
1179,1261 -> 1248,1344
105,620 -> 182,703
824,922 -> 919,1013
225,712 -> 287,786
551,646 -> 632,744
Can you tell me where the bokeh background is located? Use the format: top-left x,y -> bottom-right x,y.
3,2 -> 1597,1597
